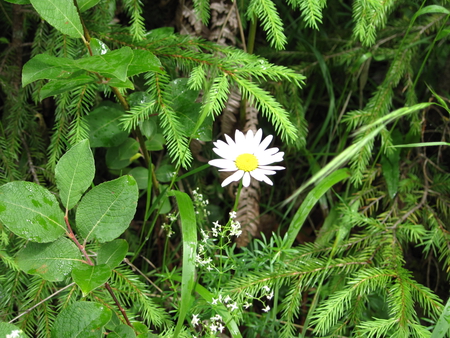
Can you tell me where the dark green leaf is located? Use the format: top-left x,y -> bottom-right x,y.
109,324 -> 136,338
129,167 -> 149,189
0,181 -> 66,243
55,139 -> 95,210
78,0 -> 101,12
22,54 -> 78,87
105,138 -> 140,170
30,0 -> 84,39
39,75 -> 95,100
84,102 -> 128,148
72,264 -> 111,296
155,164 -> 176,183
51,301 -> 111,338
127,50 -> 162,77
16,237 -> 82,282
75,47 -> 133,82
97,239 -> 128,269
76,176 -> 139,243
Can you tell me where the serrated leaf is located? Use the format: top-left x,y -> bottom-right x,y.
76,176 -> 139,243
30,0 -> 84,39
16,237 -> 82,281
127,50 -> 162,77
84,103 -> 128,148
75,47 -> 133,82
40,75 -> 95,100
22,54 -> 78,87
97,239 -> 128,269
51,301 -> 111,338
0,181 -> 66,243
55,139 -> 95,210
0,322 -> 28,338
72,264 -> 111,296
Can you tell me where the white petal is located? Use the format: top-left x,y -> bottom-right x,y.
235,130 -> 246,146
245,129 -> 254,142
242,172 -> 251,187
222,170 -> 244,187
209,159 -> 236,170
257,134 -> 273,152
258,152 -> 284,165
250,170 -> 273,185
252,168 -> 276,176
213,147 -> 237,161
224,134 -> 236,147
259,165 -> 285,171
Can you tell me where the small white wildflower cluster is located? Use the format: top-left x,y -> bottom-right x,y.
191,313 -> 225,337
192,188 -> 210,217
195,211 -> 242,271
243,285 -> 274,313
161,212 -> 177,238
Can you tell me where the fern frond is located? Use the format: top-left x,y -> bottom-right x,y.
287,0 -> 327,30
232,76 -> 298,144
247,0 -> 287,50
201,74 -> 230,120
193,0 -> 211,25
121,0 -> 146,41
121,100 -> 157,132
111,266 -> 171,328
145,72 -> 192,168
66,83 -> 97,145
352,0 -> 396,47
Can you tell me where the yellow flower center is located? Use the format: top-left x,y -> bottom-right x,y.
235,153 -> 258,172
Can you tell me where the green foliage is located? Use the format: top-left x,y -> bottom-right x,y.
1,0 -> 450,337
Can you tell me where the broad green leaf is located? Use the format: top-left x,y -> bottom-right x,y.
51,301 -> 111,338
22,54 -> 78,87
105,138 -> 140,170
55,139 -> 95,210
97,239 -> 128,268
72,264 -> 111,296
76,176 -> 139,243
39,75 -> 95,100
0,181 -> 66,243
107,78 -> 135,89
431,297 -> 450,338
4,0 -> 30,4
170,191 -> 197,338
75,47 -> 133,82
84,103 -> 128,148
0,322 -> 28,338
30,0 -> 84,39
127,50 -> 162,77
129,167 -> 149,189
283,168 -> 351,249
169,78 -> 211,141
90,38 -> 110,55
78,0 -> 101,12
16,237 -> 82,281
145,134 -> 165,151
155,164 -> 176,183
109,324 -> 136,338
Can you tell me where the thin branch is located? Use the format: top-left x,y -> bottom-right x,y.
9,282 -> 76,323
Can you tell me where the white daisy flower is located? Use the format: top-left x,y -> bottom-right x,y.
209,129 -> 285,187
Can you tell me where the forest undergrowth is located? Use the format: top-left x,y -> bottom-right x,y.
1,0 -> 450,337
